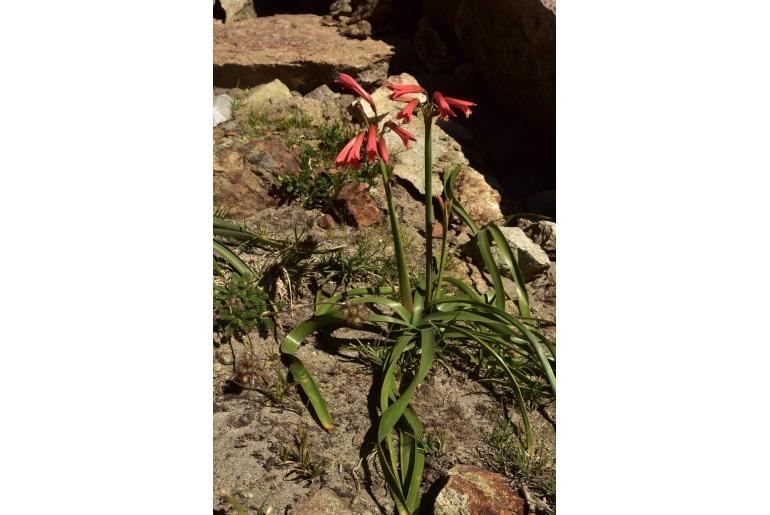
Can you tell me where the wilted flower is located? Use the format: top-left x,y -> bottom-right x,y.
396,98 -> 420,124
335,73 -> 377,113
385,121 -> 417,149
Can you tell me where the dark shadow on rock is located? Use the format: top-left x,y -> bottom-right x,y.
359,369 -> 389,515
419,474 -> 451,515
375,14 -> 555,218
213,0 -> 226,22
214,62 -> 338,92
251,0 -> 330,16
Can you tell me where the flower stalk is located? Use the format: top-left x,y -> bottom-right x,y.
423,110 -> 434,307
379,158 -> 413,314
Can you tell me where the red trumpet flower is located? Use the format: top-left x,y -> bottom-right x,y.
335,73 -> 377,113
385,121 -> 417,149
365,125 -> 379,162
378,135 -> 389,164
387,83 -> 424,101
335,132 -> 366,168
433,91 -> 456,120
396,98 -> 420,124
443,96 -> 476,117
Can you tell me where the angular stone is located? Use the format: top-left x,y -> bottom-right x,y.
213,94 -> 233,127
433,464 -> 525,515
289,488 -> 356,515
517,219 -> 556,261
243,79 -> 293,112
214,15 -> 394,91
335,181 -> 382,227
452,167 -> 503,227
329,0 -> 353,18
341,20 -> 372,39
317,213 -> 337,230
219,0 -> 256,23
213,148 -> 278,218
496,226 -> 551,280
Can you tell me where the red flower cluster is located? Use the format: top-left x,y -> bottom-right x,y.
388,81 -> 476,123
334,73 -> 476,168
335,126 -> 391,167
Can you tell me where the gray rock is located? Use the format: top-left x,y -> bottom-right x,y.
289,488 -> 356,514
517,219 -> 556,260
243,79 -> 293,111
213,94 -> 233,127
305,84 -> 341,103
219,0 -> 256,22
498,226 -> 550,280
341,20 -> 372,39
330,0 -> 353,18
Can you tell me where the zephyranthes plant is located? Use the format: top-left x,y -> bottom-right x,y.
280,73 -> 556,514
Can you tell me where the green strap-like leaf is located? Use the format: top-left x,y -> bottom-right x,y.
475,229 -> 507,311
279,313 -> 345,430
213,239 -> 253,277
449,324 -> 535,453
487,222 -> 531,318
315,287 -> 395,316
378,328 -> 435,443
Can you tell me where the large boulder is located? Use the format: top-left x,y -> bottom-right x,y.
433,464 -> 526,515
214,15 -> 394,91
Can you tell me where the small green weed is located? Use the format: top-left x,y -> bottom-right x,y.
342,338 -> 392,369
276,111 -> 312,131
264,368 -> 293,405
280,429 -> 327,484
276,140 -> 379,216
418,431 -> 446,457
213,274 -> 274,343
317,233 -> 398,288
243,109 -> 270,138
488,420 -> 555,513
